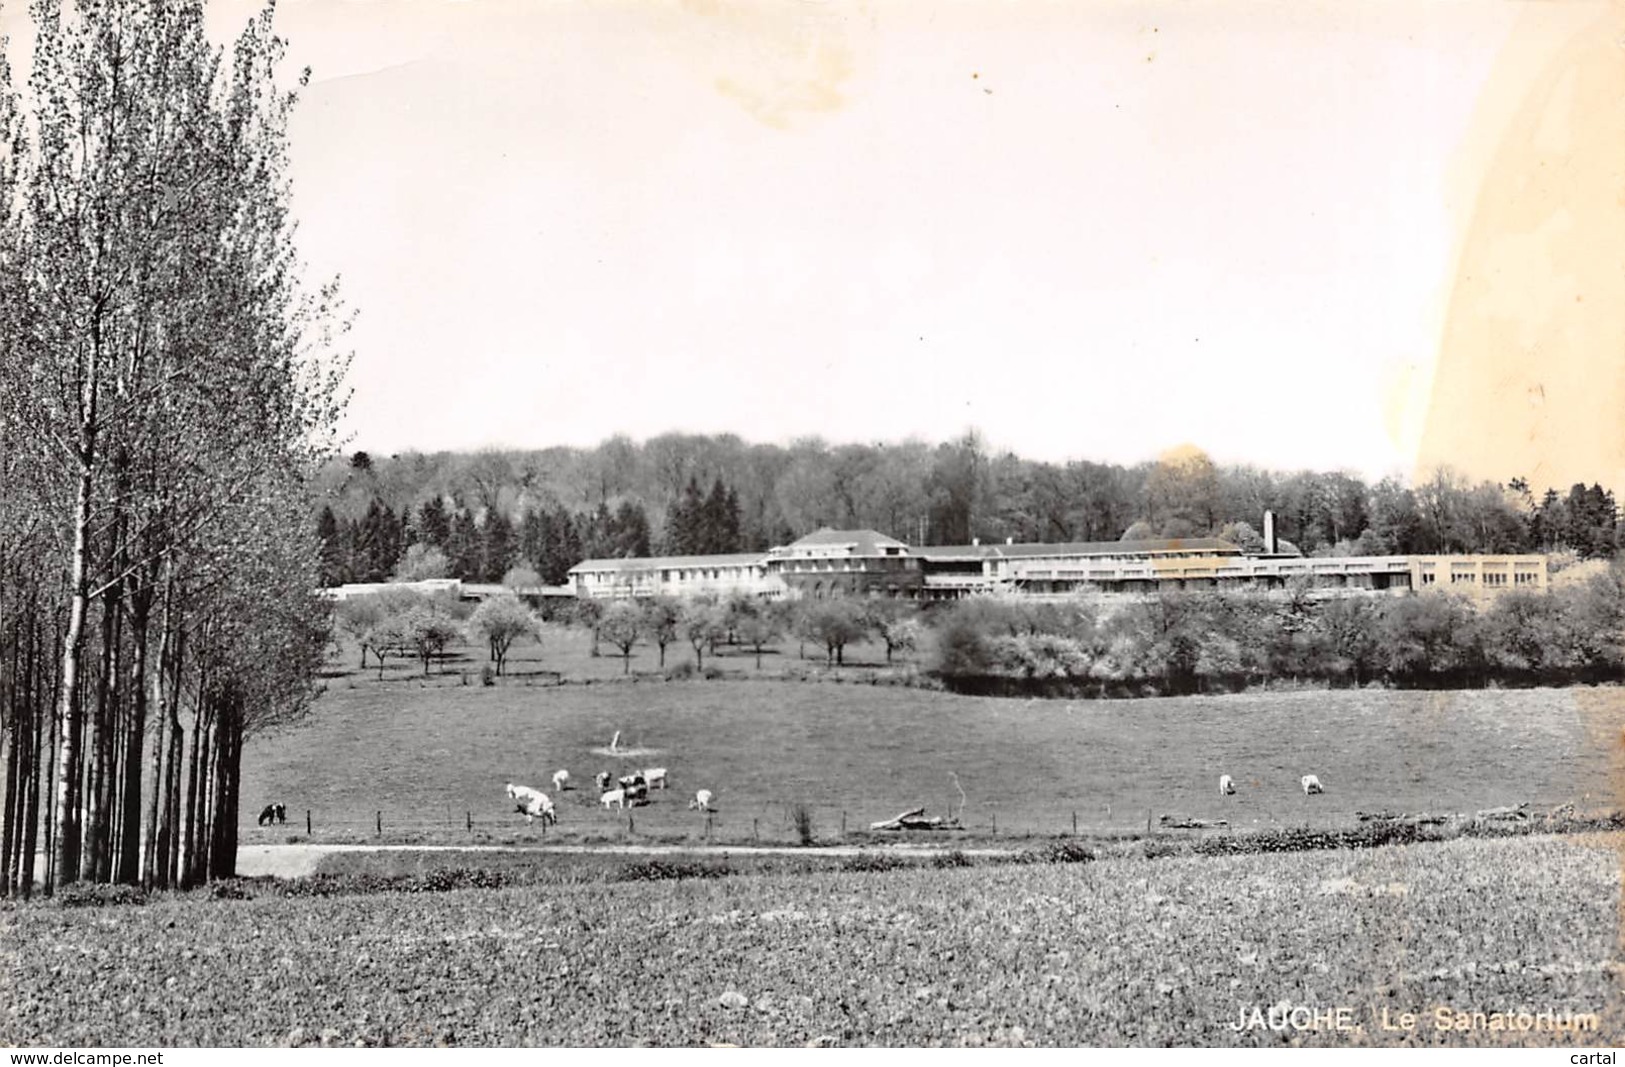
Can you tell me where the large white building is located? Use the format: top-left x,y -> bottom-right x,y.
567,527 -> 1549,602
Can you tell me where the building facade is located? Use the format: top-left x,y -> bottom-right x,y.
567,553 -> 785,601
566,527 -> 1550,602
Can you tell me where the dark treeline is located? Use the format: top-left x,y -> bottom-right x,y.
315,435 -> 1622,587
933,573 -> 1625,697
0,2 -> 345,896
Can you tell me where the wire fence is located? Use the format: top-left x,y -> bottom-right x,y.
239,800 -> 1357,846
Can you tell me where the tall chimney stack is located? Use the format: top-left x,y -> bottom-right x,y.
1263,511 -> 1277,555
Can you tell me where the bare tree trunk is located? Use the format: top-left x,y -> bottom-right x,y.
208,706 -> 240,880
85,571 -> 120,882
52,455 -> 97,889
1,702 -> 17,899
11,618 -> 42,899
0,610 -> 23,897
118,582 -> 152,884
141,586 -> 173,890
43,624 -> 60,894
183,682 -> 212,889
161,633 -> 186,889
21,686 -> 42,900
162,701 -> 182,890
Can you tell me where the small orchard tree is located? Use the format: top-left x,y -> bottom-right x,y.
681,598 -> 726,671
399,606 -> 462,677
736,603 -> 785,669
572,597 -> 605,657
336,595 -> 386,669
599,600 -> 643,674
881,616 -> 923,663
799,599 -> 870,667
393,543 -> 451,581
642,596 -> 682,668
864,599 -> 921,663
467,593 -> 541,676
722,590 -> 758,645
361,613 -> 409,679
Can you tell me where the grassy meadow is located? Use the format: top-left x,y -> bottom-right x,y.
7,834 -> 1622,1046
239,625 -> 1625,845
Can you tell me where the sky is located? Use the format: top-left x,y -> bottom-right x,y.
12,0 -> 1619,487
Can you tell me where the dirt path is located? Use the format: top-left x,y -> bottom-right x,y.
235,842 -> 1019,879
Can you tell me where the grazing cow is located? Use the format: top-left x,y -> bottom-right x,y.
519,793 -> 556,827
552,769 -> 571,792
594,771 -> 612,793
1301,774 -> 1324,795
644,767 -> 668,790
507,782 -> 549,809
601,788 -> 628,810
687,789 -> 714,812
1219,775 -> 1235,796
257,803 -> 286,826
618,773 -> 647,792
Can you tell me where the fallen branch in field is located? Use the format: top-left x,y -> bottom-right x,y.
1355,810 -> 1450,825
1357,803 -> 1532,827
869,806 -> 961,831
1157,815 -> 1229,830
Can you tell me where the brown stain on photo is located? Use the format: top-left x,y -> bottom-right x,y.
678,0 -> 859,130
1415,7 -> 1625,1014
1414,3 -> 1625,492
1332,3 -> 1625,1033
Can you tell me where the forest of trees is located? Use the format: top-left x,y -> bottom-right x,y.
0,2 -> 346,896
314,435 -> 1622,589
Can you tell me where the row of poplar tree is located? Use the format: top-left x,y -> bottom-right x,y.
0,1 -> 346,896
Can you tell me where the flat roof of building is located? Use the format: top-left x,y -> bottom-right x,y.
568,553 -> 766,575
920,537 -> 1244,561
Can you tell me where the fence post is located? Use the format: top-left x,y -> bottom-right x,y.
841,810 -> 847,836
376,811 -> 382,836
992,812 -> 997,836
1072,811 -> 1078,835
706,813 -> 713,840
466,811 -> 472,832
753,817 -> 758,841
305,810 -> 312,836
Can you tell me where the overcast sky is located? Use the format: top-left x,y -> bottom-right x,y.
14,0 -> 1616,485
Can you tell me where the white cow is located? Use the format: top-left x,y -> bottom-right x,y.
552,769 -> 571,792
1301,774 -> 1324,795
519,792 -> 556,826
1219,775 -> 1235,796
601,788 -> 628,810
644,767 -> 669,790
506,784 -> 556,826
687,789 -> 714,812
506,782 -> 546,806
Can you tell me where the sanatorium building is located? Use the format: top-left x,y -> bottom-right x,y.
566,521 -> 1548,603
